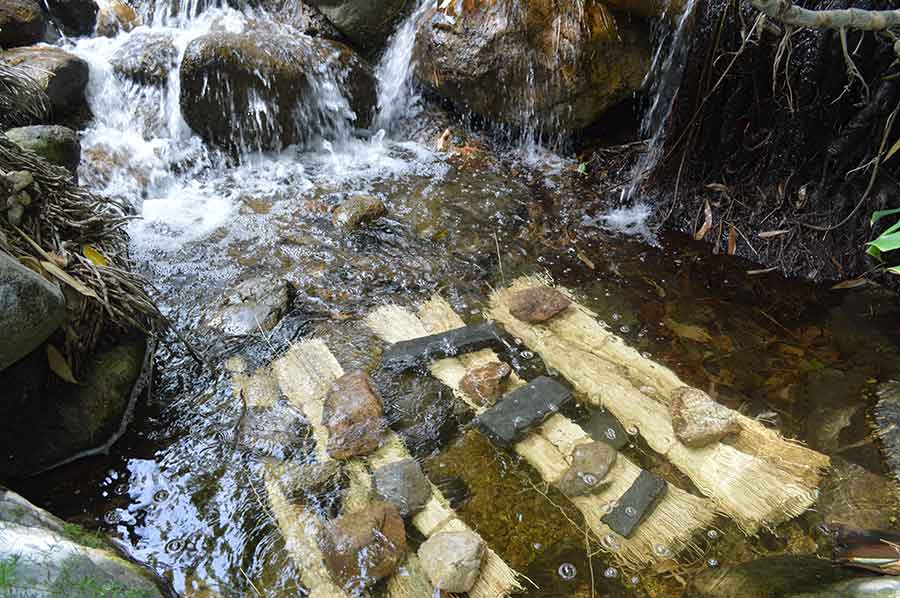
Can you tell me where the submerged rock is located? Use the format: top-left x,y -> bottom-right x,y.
331,194 -> 386,230
237,399 -> 308,461
372,457 -> 432,517
0,0 -> 46,49
874,380 -> 900,484
508,287 -> 572,323
322,370 -> 387,459
670,387 -> 741,448
45,0 -> 98,36
205,276 -> 291,336
304,0 -> 410,53
5,124 -> 80,173
179,31 -> 376,151
689,555 -> 859,597
789,578 -> 900,598
269,458 -> 344,506
111,31 -> 178,86
557,441 -> 616,497
413,0 -> 649,136
1,45 -> 89,118
318,501 -> 407,592
0,489 -> 167,597
816,457 -> 899,531
0,252 -> 65,371
460,362 -> 511,406
418,530 -> 485,593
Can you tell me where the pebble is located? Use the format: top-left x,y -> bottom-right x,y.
508,287 -> 572,323
670,387 -> 741,448
557,441 -> 617,497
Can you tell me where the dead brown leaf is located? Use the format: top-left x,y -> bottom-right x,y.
727,224 -> 737,255
47,344 -> 78,384
694,200 -> 713,241
758,229 -> 790,239
830,277 -> 869,290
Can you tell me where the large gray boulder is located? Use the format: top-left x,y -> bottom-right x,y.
0,252 -> 65,371
413,0 -> 650,136
179,30 -> 376,151
304,0 -> 411,53
0,0 -> 46,48
5,125 -> 81,173
1,45 -> 89,118
0,488 -> 167,597
110,30 -> 178,86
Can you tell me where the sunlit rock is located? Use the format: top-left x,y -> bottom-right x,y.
413,0 -> 650,137
331,194 -> 386,230
419,530 -> 485,592
204,276 -> 291,336
95,0 -> 138,37
508,287 -> 571,323
110,31 -> 177,86
322,369 -> 387,459
670,387 -> 741,448
460,361 -> 511,407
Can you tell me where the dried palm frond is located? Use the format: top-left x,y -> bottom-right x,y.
0,62 -> 49,129
0,133 -> 162,374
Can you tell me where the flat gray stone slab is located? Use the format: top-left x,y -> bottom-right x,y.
475,376 -> 571,446
586,410 -> 629,450
601,470 -> 667,537
381,323 -> 505,372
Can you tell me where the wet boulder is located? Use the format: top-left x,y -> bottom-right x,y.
689,555 -> 859,598
95,0 -> 138,37
0,489 -> 167,597
460,362 -> 511,407
268,458 -> 344,506
670,387 -> 741,448
418,530 -> 485,593
0,252 -> 65,371
413,0 -> 649,137
304,0 -> 410,53
204,276 -> 291,336
509,287 -> 572,323
45,0 -> 98,36
322,369 -> 387,459
5,125 -> 81,173
1,45 -> 89,118
331,194 -> 385,230
111,30 -> 178,86
318,501 -> 407,591
0,0 -> 46,48
372,457 -> 432,516
557,441 -> 617,497
179,31 -> 376,151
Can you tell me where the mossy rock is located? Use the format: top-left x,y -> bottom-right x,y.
5,125 -> 80,173
0,0 -> 46,49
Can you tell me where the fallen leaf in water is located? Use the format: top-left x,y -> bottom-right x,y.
82,244 -> 108,267
576,251 -> 595,270
747,267 -> 778,275
727,224 -> 737,255
694,200 -> 713,241
436,128 -> 452,151
47,344 -> 78,384
41,261 -> 99,299
831,277 -> 869,290
758,229 -> 790,239
663,317 -> 713,343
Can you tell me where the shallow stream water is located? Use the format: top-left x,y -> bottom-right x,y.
13,2 -> 900,596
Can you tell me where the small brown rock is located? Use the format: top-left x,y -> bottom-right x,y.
557,441 -> 617,497
508,287 -> 572,323
670,387 -> 741,448
318,501 -> 407,592
459,362 -> 511,406
323,370 -> 387,459
332,194 -> 386,230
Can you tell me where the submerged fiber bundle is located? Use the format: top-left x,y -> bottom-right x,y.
0,133 -> 161,374
368,299 -> 718,569
270,339 -> 523,598
488,275 -> 828,534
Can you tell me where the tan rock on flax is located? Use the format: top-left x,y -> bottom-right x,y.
508,287 -> 571,323
460,362 -> 511,406
323,370 -> 387,459
670,387 -> 741,448
419,530 -> 485,593
318,501 -> 407,592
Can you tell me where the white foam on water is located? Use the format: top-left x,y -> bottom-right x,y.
589,203 -> 656,242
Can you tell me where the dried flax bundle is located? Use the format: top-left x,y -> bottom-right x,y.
488,276 -> 828,534
367,299 -> 717,569
0,63 -> 49,129
271,339 -> 522,598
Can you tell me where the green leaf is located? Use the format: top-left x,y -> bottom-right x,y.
888,265 -> 900,275
577,162 -> 588,174
870,208 -> 900,226
867,231 -> 900,253
886,136 -> 900,162
867,244 -> 883,259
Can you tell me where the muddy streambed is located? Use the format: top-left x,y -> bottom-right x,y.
14,127 -> 900,597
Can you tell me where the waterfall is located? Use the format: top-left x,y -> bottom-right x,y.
374,0 -> 432,133
624,0 -> 701,201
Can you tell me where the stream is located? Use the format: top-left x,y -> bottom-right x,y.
12,0 -> 900,596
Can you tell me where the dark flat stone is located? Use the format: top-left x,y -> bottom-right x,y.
475,376 -> 571,446
586,410 -> 629,450
601,470 -> 667,537
381,323 -> 506,372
